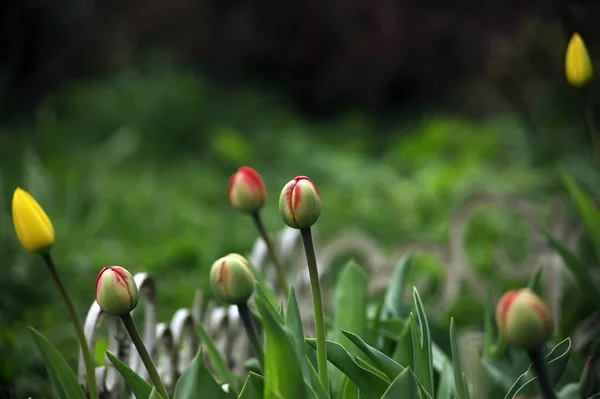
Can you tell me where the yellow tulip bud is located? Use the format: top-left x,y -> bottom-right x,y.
565,32 -> 593,88
12,187 -> 55,254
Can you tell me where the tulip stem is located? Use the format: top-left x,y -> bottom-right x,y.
582,91 -> 600,166
42,254 -> 99,399
527,348 -> 557,399
300,227 -> 329,392
237,302 -> 265,371
120,313 -> 169,399
251,212 -> 290,298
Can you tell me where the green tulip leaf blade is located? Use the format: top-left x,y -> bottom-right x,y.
383,253 -> 414,318
436,361 -> 453,399
450,318 -> 470,399
148,387 -> 160,399
238,372 -> 265,399
106,350 -> 152,399
504,338 -> 572,399
341,329 -> 404,380
306,338 -> 389,399
174,349 -> 234,399
380,368 -> 420,399
255,297 -> 305,399
197,323 -> 239,393
28,326 -> 87,399
546,233 -> 600,302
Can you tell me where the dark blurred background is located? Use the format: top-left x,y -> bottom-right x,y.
1,0 -> 600,397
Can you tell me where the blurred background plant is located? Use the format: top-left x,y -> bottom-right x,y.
1,0 -> 600,397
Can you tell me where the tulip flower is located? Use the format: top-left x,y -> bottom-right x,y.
95,266 -> 140,316
12,187 -> 55,254
228,166 -> 267,214
209,254 -> 256,305
279,176 -> 321,229
279,175 -> 328,389
12,187 -> 99,398
495,288 -> 552,349
565,32 -> 593,88
96,266 -> 169,398
229,166 -> 289,297
210,253 -> 264,369
496,288 -> 556,399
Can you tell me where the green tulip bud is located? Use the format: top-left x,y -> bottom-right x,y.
95,266 -> 140,316
495,288 -> 553,349
228,167 -> 267,214
210,253 -> 255,304
279,176 -> 321,229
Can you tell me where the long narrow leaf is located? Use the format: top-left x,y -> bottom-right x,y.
450,318 -> 470,399
256,298 -> 305,399
197,324 -> 239,393
29,326 -> 87,399
380,368 -> 420,398
238,372 -> 265,399
341,330 -> 404,380
106,351 -> 152,399
546,233 -> 600,301
174,349 -> 234,399
504,338 -> 572,399
306,338 -> 389,399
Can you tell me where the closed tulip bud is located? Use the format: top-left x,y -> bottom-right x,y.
495,289 -> 553,349
210,253 -> 255,304
96,266 -> 139,316
279,176 -> 321,229
565,32 -> 593,87
12,187 -> 55,254
228,167 -> 267,214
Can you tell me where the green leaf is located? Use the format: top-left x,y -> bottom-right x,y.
335,377 -> 359,399
380,368 -> 420,398
504,338 -> 572,399
148,387 -> 161,399
527,266 -> 544,295
106,351 -> 152,399
285,288 -> 328,398
481,359 -> 516,392
342,330 -> 404,381
546,233 -> 600,301
556,382 -> 580,399
254,279 -> 282,322
174,349 -> 234,399
561,169 -> 600,260
255,298 -> 305,399
306,356 -> 331,399
306,338 -> 389,399
333,261 -> 368,391
436,361 -> 453,399
411,288 -> 434,396
333,260 -> 368,356
392,322 -> 414,370
383,254 -> 413,318
238,372 -> 265,399
29,326 -> 87,399
450,318 -> 470,399
197,323 -> 239,393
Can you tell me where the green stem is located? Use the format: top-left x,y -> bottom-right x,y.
300,227 -> 329,392
582,90 -> 600,167
121,313 -> 169,399
237,302 -> 265,371
251,212 -> 290,298
42,254 -> 99,399
527,348 -> 558,399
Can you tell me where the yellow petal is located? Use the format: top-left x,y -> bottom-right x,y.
12,187 -> 55,254
565,32 -> 593,87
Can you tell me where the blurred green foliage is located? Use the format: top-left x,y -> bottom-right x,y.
0,65 -> 594,397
